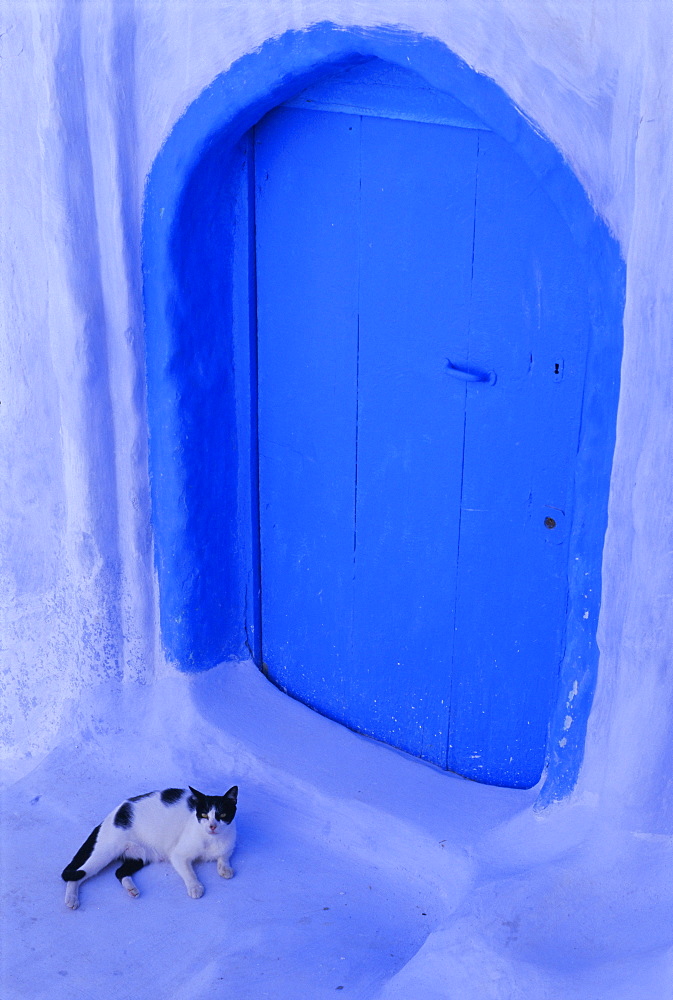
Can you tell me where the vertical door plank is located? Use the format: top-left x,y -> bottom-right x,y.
448,131 -> 588,786
353,118 -> 478,764
255,108 -> 360,715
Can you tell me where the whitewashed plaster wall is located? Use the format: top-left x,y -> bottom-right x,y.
1,0 -> 672,830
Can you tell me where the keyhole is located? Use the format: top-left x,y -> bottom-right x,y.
544,516 -> 556,529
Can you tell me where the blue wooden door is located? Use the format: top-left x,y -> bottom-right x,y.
253,69 -> 587,788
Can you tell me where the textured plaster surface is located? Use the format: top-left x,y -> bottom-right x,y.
2,1 -> 673,992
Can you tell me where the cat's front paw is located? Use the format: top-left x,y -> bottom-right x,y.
217,861 -> 234,879
187,882 -> 204,899
64,886 -> 80,910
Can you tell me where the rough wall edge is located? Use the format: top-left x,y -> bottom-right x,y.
141,22 -> 624,802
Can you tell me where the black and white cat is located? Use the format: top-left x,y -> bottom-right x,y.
62,785 -> 238,909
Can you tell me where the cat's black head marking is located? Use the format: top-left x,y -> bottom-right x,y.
217,786 -> 238,824
187,788 -> 201,813
188,785 -> 238,824
113,802 -> 134,829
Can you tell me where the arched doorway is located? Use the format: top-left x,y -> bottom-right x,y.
143,26 -> 624,797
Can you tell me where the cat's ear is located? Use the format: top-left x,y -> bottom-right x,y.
188,786 -> 205,799
223,786 -> 238,803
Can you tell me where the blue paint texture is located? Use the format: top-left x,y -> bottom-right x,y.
142,24 -> 624,798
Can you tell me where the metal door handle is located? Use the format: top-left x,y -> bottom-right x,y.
446,360 -> 497,385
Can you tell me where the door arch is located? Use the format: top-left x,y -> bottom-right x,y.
143,26 -> 624,799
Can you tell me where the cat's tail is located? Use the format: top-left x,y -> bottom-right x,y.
61,824 -> 103,882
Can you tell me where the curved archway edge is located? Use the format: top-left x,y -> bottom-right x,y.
142,23 -> 624,803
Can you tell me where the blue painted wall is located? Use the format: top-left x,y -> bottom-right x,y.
142,24 -> 624,798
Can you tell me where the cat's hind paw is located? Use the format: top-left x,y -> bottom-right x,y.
187,882 -> 204,899
121,876 -> 140,898
217,861 -> 234,879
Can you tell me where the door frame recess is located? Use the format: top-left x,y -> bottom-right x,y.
142,23 -> 624,804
